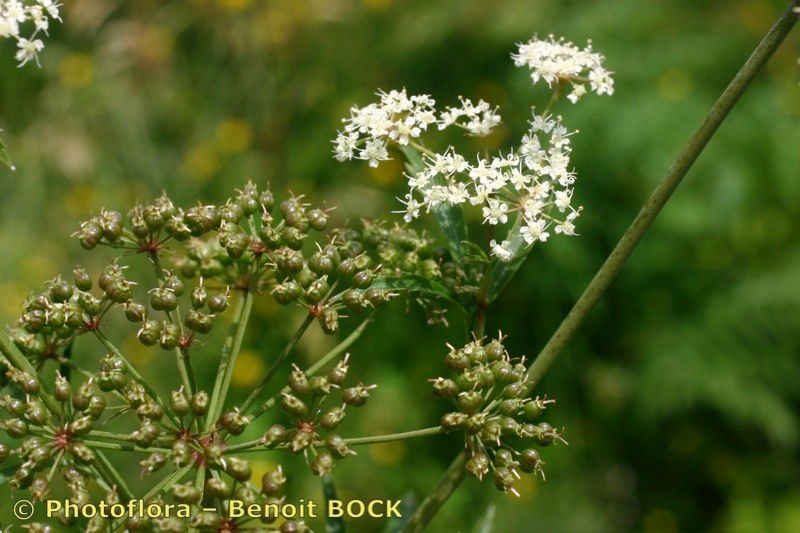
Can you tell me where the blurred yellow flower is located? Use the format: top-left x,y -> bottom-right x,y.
362,0 -> 392,11
217,0 -> 252,11
183,145 -> 221,183
64,185 -> 99,218
249,457 -> 278,485
232,348 -> 266,388
367,441 -> 406,465
216,119 -> 253,154
369,157 -> 403,185
658,68 -> 692,101
59,53 -> 94,88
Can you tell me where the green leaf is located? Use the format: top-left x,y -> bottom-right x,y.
371,274 -> 465,314
323,475 -> 346,533
399,145 -> 468,259
472,503 -> 496,533
383,491 -> 417,533
460,241 -> 490,265
0,133 -> 12,170
487,213 -> 532,302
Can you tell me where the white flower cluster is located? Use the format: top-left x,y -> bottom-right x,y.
512,34 -> 614,103
438,97 -> 502,136
333,89 -> 437,168
333,90 -> 503,167
333,34 -> 613,263
0,0 -> 60,67
399,111 -> 582,261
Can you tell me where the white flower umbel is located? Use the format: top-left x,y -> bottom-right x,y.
512,34 -> 614,103
333,34 -> 612,263
0,0 -> 61,67
401,110 -> 582,260
333,89 -> 437,167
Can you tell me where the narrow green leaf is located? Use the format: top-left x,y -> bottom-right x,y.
371,275 -> 465,314
323,475 -> 346,533
487,213 -> 531,302
383,491 -> 417,533
459,240 -> 490,265
399,145 -> 468,259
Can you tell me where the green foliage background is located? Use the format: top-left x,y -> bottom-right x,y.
1,0 -> 799,531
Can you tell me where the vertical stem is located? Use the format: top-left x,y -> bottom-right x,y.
526,0 -> 800,389
204,285 -> 255,430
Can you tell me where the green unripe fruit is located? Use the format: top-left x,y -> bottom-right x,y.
185,310 -> 213,334
190,391 -> 209,416
87,395 -> 107,419
159,323 -> 181,350
281,226 -> 307,250
307,209 -> 328,231
150,288 -> 178,312
171,389 -> 190,417
280,393 -> 308,418
5,418 -> 29,438
260,468 -> 286,496
73,269 -> 92,291
319,406 -> 346,431
172,483 -> 201,504
493,467 -> 516,493
50,278 -> 74,303
208,293 -> 229,313
318,306 -> 339,335
431,378 -> 459,399
191,284 -> 208,309
123,302 -> 146,323
353,269 -> 373,288
205,478 -> 232,498
225,457 -> 252,481
440,412 -> 467,432
310,451 -> 335,477
261,424 -> 287,448
457,391 -> 484,414
519,448 -> 543,473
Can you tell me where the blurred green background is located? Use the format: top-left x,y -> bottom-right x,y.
1,0 -> 800,531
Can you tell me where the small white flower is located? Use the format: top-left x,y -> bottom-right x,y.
490,239 -> 514,262
521,219 -> 550,245
359,139 -> 388,168
1,0 -> 60,66
15,37 -> 43,66
482,198 -> 509,225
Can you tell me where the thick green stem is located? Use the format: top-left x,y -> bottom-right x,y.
344,426 -> 443,446
403,5 -> 799,530
239,313 -> 314,415
526,0 -> 799,389
205,286 -> 255,430
252,310 -> 378,418
401,452 -> 468,533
